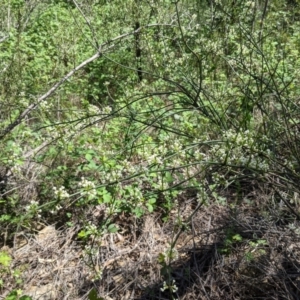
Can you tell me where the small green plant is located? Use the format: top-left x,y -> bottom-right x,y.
245,239 -> 268,261
0,251 -> 32,300
0,251 -> 12,268
158,246 -> 179,299
220,229 -> 243,254
4,290 -> 32,300
88,288 -> 104,300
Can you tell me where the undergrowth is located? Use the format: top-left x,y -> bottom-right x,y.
0,0 -> 300,299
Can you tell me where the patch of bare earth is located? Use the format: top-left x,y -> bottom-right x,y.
1,197 -> 300,300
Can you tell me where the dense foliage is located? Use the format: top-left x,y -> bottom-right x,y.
1,0 -> 300,298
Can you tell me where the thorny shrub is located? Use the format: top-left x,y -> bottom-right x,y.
0,0 -> 300,296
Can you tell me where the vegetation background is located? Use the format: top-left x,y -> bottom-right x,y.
0,0 -> 300,299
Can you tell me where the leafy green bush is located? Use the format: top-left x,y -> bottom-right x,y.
1,0 -> 300,295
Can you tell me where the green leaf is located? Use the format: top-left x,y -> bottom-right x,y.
4,290 -> 18,300
88,288 -> 104,300
77,230 -> 87,239
133,206 -> 144,217
107,224 -> 118,233
102,193 -> 111,203
165,172 -> 174,183
85,153 -> 93,161
19,296 -> 33,300
88,160 -> 97,170
158,252 -> 166,264
148,198 -> 156,204
0,251 -> 12,267
232,234 -> 242,242
146,203 -> 154,213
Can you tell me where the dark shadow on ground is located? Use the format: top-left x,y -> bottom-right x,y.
135,208 -> 300,300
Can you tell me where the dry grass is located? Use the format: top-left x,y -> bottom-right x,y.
1,193 -> 300,300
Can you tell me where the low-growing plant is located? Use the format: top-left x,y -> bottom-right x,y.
1,0 -> 300,297
0,251 -> 32,300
